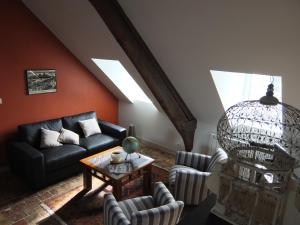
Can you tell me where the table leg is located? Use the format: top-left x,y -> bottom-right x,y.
83,168 -> 92,190
143,165 -> 152,195
113,181 -> 122,201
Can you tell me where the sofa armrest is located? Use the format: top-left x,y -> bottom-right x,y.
174,170 -> 211,205
98,120 -> 127,142
176,151 -> 211,171
10,141 -> 45,189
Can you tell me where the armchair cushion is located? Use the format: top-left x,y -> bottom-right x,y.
118,196 -> 154,220
79,134 -> 119,155
43,144 -> 86,172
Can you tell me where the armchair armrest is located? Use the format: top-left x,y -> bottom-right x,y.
98,120 -> 127,142
10,141 -> 45,189
153,182 -> 175,206
174,170 -> 211,205
176,151 -> 211,171
131,201 -> 184,225
103,193 -> 130,225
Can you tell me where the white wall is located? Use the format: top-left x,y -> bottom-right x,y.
119,101 -> 183,152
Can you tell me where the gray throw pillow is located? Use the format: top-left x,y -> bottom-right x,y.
57,128 -> 80,145
78,118 -> 101,137
40,128 -> 62,149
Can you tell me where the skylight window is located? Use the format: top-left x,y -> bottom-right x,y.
210,70 -> 282,111
92,59 -> 153,104
211,70 -> 283,135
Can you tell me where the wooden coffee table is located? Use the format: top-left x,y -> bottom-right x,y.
79,146 -> 154,200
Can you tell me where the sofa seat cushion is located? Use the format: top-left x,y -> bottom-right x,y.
80,133 -> 120,155
43,144 -> 86,173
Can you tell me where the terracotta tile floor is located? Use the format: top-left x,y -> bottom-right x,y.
0,146 -> 175,225
140,144 -> 175,171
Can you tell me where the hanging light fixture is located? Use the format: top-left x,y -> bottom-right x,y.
217,82 -> 300,166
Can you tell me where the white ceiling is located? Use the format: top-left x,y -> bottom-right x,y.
118,0 -> 300,125
22,0 -> 300,127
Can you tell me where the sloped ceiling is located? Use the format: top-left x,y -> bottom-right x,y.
118,0 -> 300,124
22,0 -> 300,152
88,0 -> 197,151
21,0 -> 225,125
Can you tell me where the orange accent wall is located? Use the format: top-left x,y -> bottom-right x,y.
0,1 -> 118,166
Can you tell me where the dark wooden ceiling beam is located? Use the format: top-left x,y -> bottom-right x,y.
89,0 -> 197,151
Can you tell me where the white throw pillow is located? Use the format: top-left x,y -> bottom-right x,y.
78,118 -> 101,137
57,128 -> 80,145
40,128 -> 62,149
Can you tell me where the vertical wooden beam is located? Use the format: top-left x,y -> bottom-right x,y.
89,0 -> 197,151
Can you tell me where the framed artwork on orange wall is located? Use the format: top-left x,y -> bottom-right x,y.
26,69 -> 57,95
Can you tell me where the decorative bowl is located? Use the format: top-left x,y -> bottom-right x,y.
111,150 -> 124,163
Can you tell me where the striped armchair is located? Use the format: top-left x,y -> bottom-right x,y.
104,182 -> 184,225
169,148 -> 227,205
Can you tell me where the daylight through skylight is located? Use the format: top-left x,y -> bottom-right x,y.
92,59 -> 152,104
211,70 -> 283,134
210,70 -> 282,111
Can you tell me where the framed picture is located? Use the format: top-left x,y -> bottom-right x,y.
26,69 -> 57,95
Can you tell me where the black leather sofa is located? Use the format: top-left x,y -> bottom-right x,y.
9,111 -> 126,189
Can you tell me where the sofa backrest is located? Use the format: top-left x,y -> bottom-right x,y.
18,118 -> 63,148
62,111 -> 97,137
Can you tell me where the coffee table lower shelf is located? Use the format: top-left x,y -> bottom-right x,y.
82,163 -> 152,200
